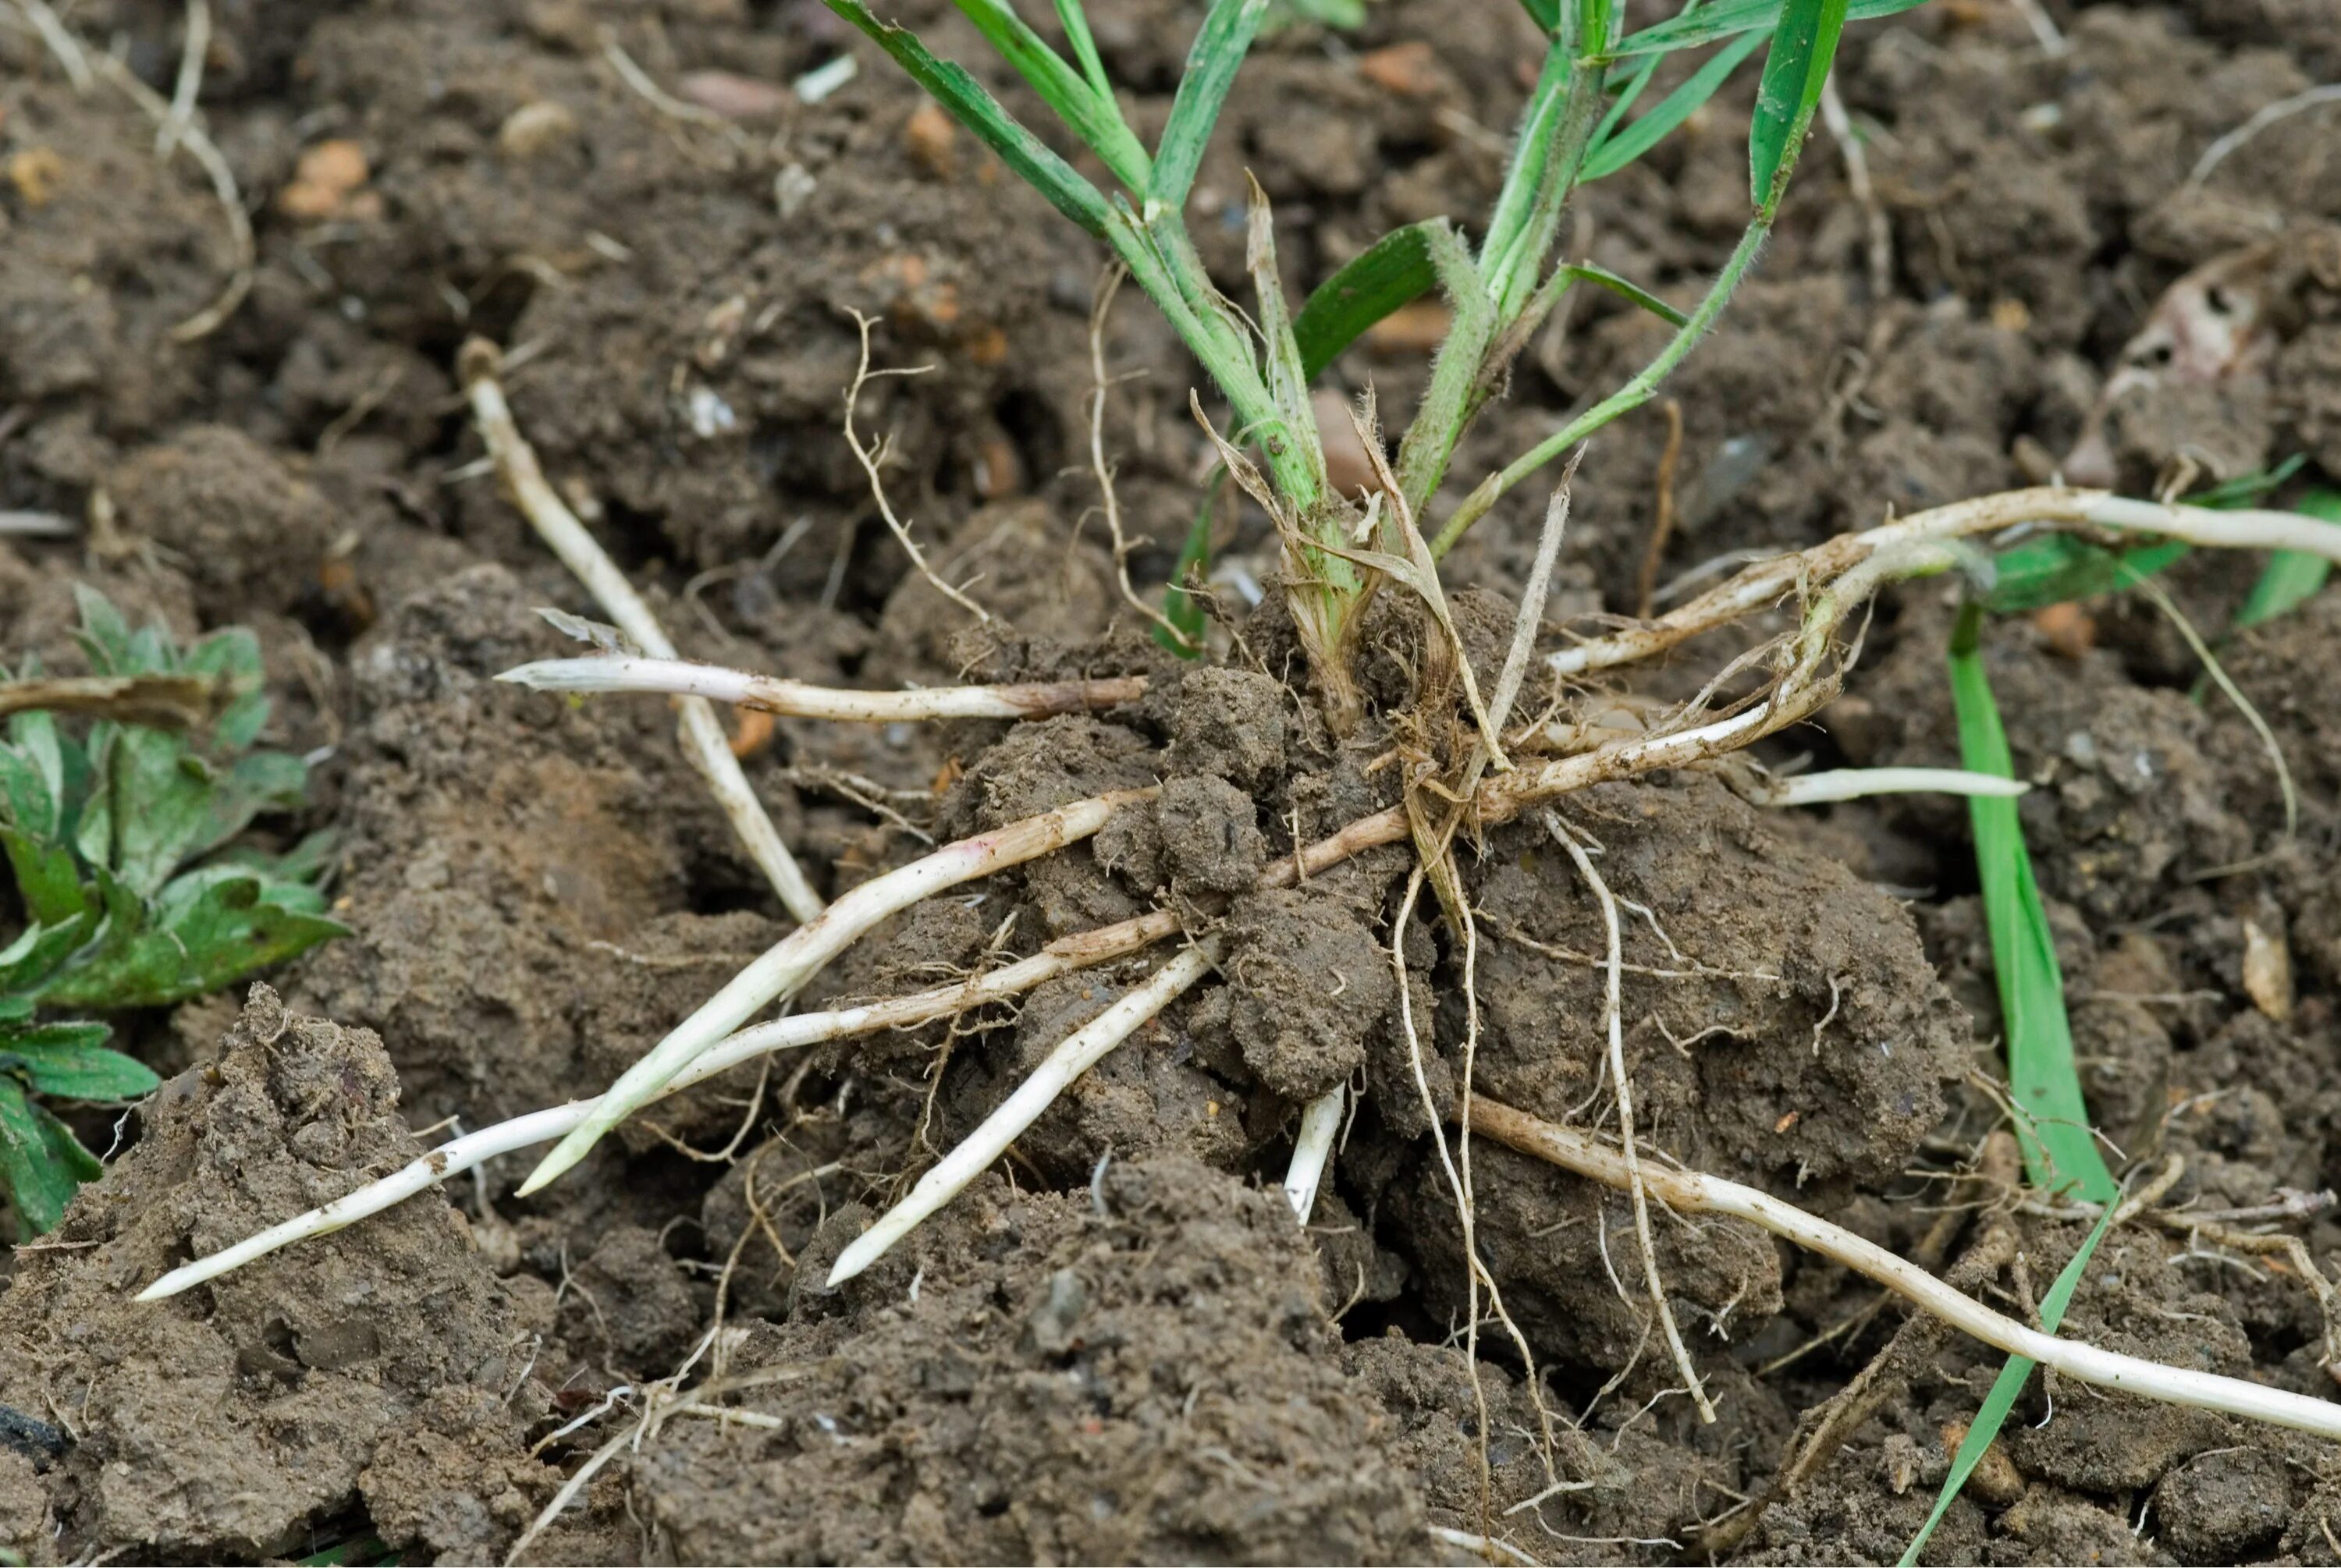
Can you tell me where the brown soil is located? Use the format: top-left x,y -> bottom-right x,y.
3,0 -> 2341,1562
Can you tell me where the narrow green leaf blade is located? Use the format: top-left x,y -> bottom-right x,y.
1292,221 -> 1444,378
1984,536 -> 2189,613
1149,0 -> 1270,215
1900,1204 -> 2116,1564
1582,30 -> 1764,180
822,0 -> 1114,236
1050,0 -> 1113,101
1613,0 -> 1924,59
1516,0 -> 1562,28
2232,488 -> 2340,632
1158,469 -> 1227,656
1557,261 -> 1691,325
1750,0 -> 1850,209
1948,603 -> 2118,1204
952,0 -> 1149,190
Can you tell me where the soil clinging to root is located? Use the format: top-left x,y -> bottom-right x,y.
4,0 -> 2341,1562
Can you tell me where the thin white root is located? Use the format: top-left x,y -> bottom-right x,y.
13,0 -> 92,90
459,340 -> 825,924
1469,1095 -> 2341,1442
1282,1085 -> 1346,1224
1088,265 -> 1195,650
499,652 -> 1147,723
68,46 -> 250,342
156,0 -> 210,158
1549,486 -> 2341,679
1428,1524 -> 1543,1566
520,788 -> 1153,1197
136,910 -> 1187,1302
826,942 -> 1218,1286
1739,767 -> 2031,807
2186,83 -> 2341,190
842,309 -> 993,623
1547,813 -> 1715,1424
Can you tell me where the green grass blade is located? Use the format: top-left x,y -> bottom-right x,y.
1516,0 -> 1562,32
1050,0 -> 1113,101
1583,30 -> 1764,179
2232,487 -> 2340,632
1157,470 -> 1227,656
1899,1202 -> 2117,1565
1983,536 -> 2188,613
1749,0 -> 1850,210
823,0 -> 1114,236
1613,0 -> 1924,59
1948,601 -> 2117,1204
1556,262 -> 1690,325
1149,0 -> 1270,216
951,0 -> 1150,190
1291,221 -> 1444,378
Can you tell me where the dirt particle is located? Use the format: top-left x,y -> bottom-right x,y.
677,69 -> 792,121
5,147 -> 63,208
904,101 -> 958,179
1156,773 -> 1266,895
279,138 -> 379,222
1169,666 -> 1287,789
495,100 -> 578,161
2155,1448 -> 2292,1564
1227,889 -> 1394,1102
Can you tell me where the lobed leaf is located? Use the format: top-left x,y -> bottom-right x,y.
32,866 -> 348,1011
0,1075 -> 99,1235
0,1019 -> 156,1101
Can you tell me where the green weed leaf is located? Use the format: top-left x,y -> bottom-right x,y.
1582,30 -> 1764,179
1613,0 -> 1923,59
1149,0 -> 1270,216
0,1076 -> 99,1235
951,0 -> 1150,190
0,1019 -> 155,1101
822,0 -> 1114,236
1948,603 -> 2118,1202
1901,1203 -> 2117,1564
2232,487 -> 2340,632
1556,261 -> 1690,325
34,866 -> 347,1012
1050,0 -> 1112,101
1158,470 -> 1227,656
1292,220 -> 1444,378
1749,0 -> 1850,210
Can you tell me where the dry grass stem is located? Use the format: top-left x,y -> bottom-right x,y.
1545,812 -> 1715,1423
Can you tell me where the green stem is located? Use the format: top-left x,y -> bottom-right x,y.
1430,212 -> 1770,559
1394,40 -> 1604,519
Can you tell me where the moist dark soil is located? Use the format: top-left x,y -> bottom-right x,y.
2,0 -> 2340,1562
